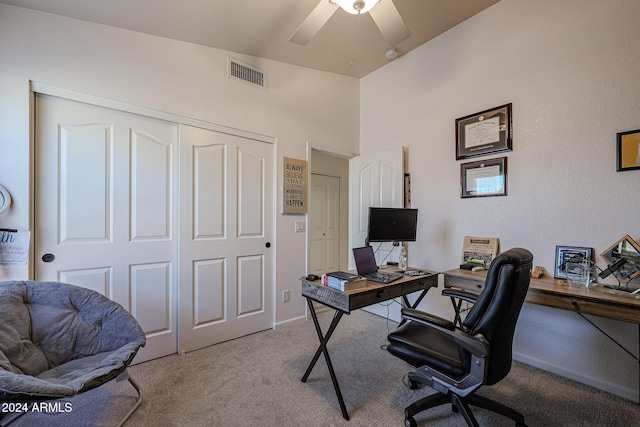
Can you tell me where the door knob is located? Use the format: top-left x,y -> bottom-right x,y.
42,253 -> 55,263
265,242 -> 271,248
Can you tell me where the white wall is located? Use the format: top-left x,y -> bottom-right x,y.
360,0 -> 640,400
0,4 -> 360,324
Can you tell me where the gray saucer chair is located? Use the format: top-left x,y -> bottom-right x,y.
387,248 -> 533,427
0,280 -> 146,427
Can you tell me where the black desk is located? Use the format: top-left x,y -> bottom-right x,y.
300,267 -> 439,420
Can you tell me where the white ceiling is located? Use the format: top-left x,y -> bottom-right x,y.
1,0 -> 500,78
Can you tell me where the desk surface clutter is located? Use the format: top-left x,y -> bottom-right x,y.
301,267 -> 438,313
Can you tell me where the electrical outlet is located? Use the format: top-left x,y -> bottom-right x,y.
282,289 -> 290,303
295,221 -> 305,232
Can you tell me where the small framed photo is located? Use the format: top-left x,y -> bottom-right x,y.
616,129 -> 640,171
460,157 -> 507,198
600,235 -> 640,283
456,103 -> 512,160
554,246 -> 593,280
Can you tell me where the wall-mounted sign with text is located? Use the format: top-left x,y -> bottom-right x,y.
0,230 -> 30,265
283,157 -> 307,214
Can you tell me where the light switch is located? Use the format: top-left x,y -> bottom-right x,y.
295,221 -> 306,232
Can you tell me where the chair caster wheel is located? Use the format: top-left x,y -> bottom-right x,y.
405,417 -> 417,427
408,379 -> 419,390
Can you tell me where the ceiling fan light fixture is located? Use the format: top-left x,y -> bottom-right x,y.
334,0 -> 380,15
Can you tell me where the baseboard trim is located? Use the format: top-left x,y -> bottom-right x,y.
274,315 -> 306,328
513,352 -> 639,402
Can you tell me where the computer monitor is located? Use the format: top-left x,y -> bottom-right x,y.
367,207 -> 418,243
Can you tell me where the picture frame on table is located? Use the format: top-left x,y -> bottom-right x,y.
600,235 -> 640,283
456,103 -> 512,160
554,246 -> 593,280
616,129 -> 640,172
460,157 -> 507,198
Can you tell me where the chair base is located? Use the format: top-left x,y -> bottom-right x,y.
0,372 -> 142,427
0,411 -> 26,427
404,388 -> 527,427
117,373 -> 143,427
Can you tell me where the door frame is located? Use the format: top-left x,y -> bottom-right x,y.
305,142 -> 357,275
29,81 -> 278,335
309,172 -> 341,275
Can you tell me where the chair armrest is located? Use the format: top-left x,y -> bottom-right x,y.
400,308 -> 489,357
401,307 -> 455,330
441,288 -> 478,304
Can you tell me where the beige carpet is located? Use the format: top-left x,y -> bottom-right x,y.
7,309 -> 640,426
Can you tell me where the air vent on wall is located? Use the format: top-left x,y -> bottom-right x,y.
228,58 -> 266,89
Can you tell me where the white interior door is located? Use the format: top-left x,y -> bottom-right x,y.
350,147 -> 404,319
350,147 -> 404,263
309,174 -> 340,276
178,125 -> 274,353
34,94 -> 178,362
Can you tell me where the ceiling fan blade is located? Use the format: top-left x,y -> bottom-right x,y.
289,1 -> 339,45
369,0 -> 410,46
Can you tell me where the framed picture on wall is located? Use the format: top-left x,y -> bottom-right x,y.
460,157 -> 507,198
456,103 -> 512,160
616,129 -> 640,171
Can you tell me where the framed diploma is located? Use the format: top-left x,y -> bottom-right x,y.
460,157 -> 507,198
456,103 -> 512,160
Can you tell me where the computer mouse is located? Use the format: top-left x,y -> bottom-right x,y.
306,274 -> 320,281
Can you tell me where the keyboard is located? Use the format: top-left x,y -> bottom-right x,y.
365,271 -> 404,284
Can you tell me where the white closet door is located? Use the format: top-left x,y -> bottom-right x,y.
178,125 -> 274,353
34,94 -> 178,362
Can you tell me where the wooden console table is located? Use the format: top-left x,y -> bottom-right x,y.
442,268 -> 640,324
300,268 -> 439,420
443,268 -> 640,402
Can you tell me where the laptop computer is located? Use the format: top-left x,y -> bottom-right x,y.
352,246 -> 404,284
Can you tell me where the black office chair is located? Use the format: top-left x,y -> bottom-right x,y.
387,248 -> 533,427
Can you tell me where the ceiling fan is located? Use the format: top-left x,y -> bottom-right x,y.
289,0 -> 410,46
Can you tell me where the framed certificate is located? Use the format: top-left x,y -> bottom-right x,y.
460,157 -> 507,198
456,103 -> 512,160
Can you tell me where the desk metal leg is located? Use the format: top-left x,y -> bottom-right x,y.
450,297 -> 464,328
400,289 -> 430,326
574,310 -> 640,403
402,289 -> 428,309
301,298 -> 350,420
